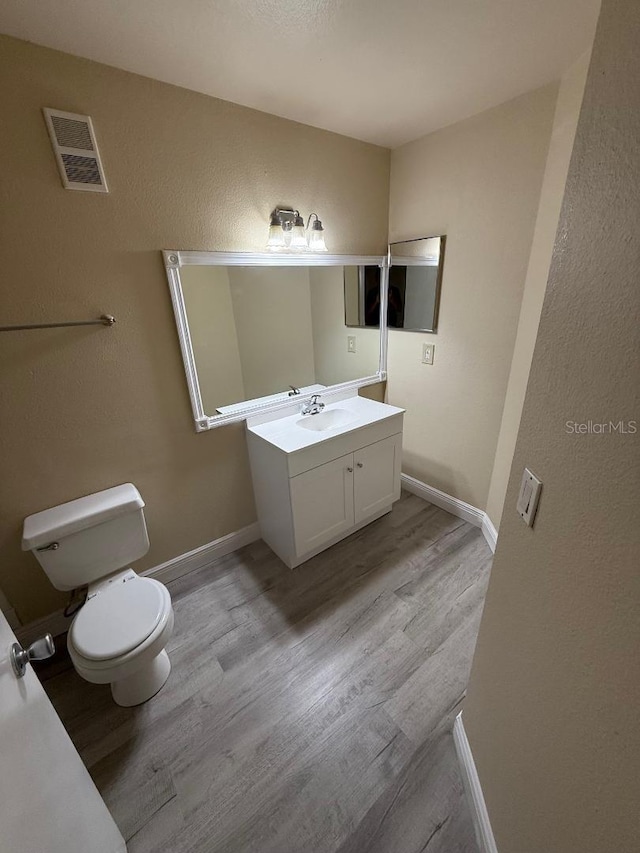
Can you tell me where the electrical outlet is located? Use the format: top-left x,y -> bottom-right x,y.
516,468 -> 542,526
347,335 -> 356,353
422,343 -> 434,364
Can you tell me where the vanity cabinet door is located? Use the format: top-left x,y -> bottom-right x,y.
353,434 -> 402,525
290,453 -> 355,558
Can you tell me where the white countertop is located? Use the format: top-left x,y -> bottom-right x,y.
246,394 -> 404,454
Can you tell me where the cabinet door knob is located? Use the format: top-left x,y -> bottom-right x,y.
347,466 -> 353,473
357,462 -> 364,468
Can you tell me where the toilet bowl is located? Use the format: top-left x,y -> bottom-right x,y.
22,483 -> 174,707
68,570 -> 174,706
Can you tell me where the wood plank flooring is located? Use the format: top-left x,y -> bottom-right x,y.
39,493 -> 492,853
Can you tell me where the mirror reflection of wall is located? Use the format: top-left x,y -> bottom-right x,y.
345,235 -> 445,333
180,265 -> 381,416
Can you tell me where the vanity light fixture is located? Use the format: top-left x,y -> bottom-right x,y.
266,207 -> 328,252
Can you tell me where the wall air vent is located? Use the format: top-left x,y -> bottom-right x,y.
43,108 -> 109,193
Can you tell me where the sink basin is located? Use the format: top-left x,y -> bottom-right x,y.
296,408 -> 357,432
247,394 -> 406,454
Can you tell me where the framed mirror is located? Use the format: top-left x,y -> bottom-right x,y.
163,251 -> 388,431
345,235 -> 445,333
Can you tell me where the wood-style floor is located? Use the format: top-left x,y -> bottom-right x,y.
40,493 -> 492,853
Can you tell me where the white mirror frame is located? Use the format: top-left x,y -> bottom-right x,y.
163,250 -> 389,431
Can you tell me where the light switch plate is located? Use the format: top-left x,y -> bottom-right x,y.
516,468 -> 542,526
347,335 -> 356,353
422,343 -> 434,364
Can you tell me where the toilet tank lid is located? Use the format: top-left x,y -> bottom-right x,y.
22,484 -> 145,550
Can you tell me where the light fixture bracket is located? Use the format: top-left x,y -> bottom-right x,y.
271,207 -> 299,232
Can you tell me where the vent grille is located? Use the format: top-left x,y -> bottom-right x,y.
60,153 -> 102,184
43,108 -> 108,193
50,115 -> 94,150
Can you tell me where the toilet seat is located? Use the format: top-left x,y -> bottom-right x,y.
70,573 -> 168,661
68,591 -> 174,688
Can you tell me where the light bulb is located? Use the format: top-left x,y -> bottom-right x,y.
307,216 -> 327,252
289,212 -> 308,250
266,212 -> 286,250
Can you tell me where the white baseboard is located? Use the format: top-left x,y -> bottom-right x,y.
0,589 -> 22,631
453,712 -> 499,853
15,521 -> 261,644
481,514 -> 498,553
142,522 -> 261,585
401,473 -> 498,553
16,484 -> 493,645
15,608 -> 72,647
3,607 -> 22,631
401,473 -> 484,527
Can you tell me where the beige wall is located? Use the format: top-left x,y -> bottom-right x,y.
463,2 -> 640,851
228,267 -> 315,400
0,35 -> 390,622
181,265 -> 245,413
484,51 -> 591,530
343,266 -> 360,326
387,84 -> 557,509
309,266 -> 380,386
178,263 -> 380,414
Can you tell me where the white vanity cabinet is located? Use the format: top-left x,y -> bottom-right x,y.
246,396 -> 404,568
290,452 -> 356,555
290,433 -> 402,556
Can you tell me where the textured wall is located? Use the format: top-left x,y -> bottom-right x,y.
463,2 -> 640,850
388,85 -> 557,508
309,267 -> 380,386
0,35 -> 390,622
227,267 -> 316,400
484,51 -> 591,530
181,265 -> 245,413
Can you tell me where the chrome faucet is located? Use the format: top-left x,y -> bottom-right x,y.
288,385 -> 301,396
301,394 -> 325,415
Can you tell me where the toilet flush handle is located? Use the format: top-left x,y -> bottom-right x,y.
10,634 -> 56,678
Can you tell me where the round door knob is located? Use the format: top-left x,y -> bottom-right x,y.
347,466 -> 353,473
10,633 -> 55,678
357,462 -> 364,468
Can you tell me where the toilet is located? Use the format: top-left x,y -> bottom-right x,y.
22,483 -> 174,707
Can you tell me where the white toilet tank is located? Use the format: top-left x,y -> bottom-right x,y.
22,484 -> 150,591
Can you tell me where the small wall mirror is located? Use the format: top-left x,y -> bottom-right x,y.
164,252 -> 388,431
345,235 -> 445,333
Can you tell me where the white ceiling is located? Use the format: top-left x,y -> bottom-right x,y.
0,0 -> 600,147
